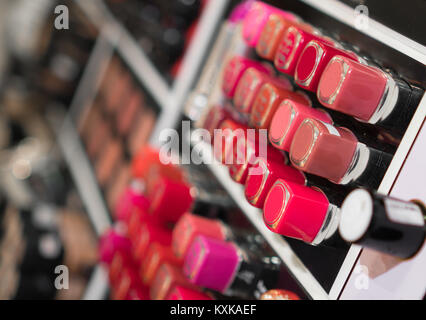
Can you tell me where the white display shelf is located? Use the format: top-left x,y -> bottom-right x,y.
187,134 -> 330,300
47,29 -> 117,300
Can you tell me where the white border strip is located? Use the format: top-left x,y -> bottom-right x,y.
82,265 -> 109,300
300,0 -> 426,64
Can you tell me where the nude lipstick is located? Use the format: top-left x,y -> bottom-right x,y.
274,26 -> 333,76
339,189 -> 425,259
269,99 -> 333,152
250,82 -> 310,129
140,243 -> 182,286
317,55 -> 424,138
290,118 -> 393,188
183,235 -> 281,299
294,40 -> 359,92
263,179 -> 341,246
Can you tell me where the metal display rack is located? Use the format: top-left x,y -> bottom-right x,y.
55,0 -> 425,300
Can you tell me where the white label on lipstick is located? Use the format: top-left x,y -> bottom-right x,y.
321,121 -> 341,136
384,199 -> 425,227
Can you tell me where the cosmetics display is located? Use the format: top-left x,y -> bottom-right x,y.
339,189 -> 425,259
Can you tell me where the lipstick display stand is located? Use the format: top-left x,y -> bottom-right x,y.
44,0 -> 425,300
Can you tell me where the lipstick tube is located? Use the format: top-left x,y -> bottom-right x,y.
242,1 -> 300,48
222,56 -> 270,98
99,228 -> 132,266
317,55 -> 424,138
147,177 -> 194,224
109,249 -> 136,287
131,221 -> 172,263
127,203 -> 152,242
245,157 -> 306,208
256,14 -> 314,61
214,119 -> 248,165
295,40 -> 359,92
260,289 -> 300,300
115,180 -> 150,224
112,266 -> 149,301
172,213 -> 229,259
140,243 -> 182,286
274,26 -> 334,76
233,68 -> 292,116
131,145 -> 184,184
185,2 -> 252,121
166,286 -> 213,300
263,179 -> 344,247
250,82 -> 311,129
339,189 -> 425,259
290,118 -> 393,188
147,172 -> 233,225
228,127 -> 287,184
150,263 -> 197,300
183,235 -> 281,299
269,99 -> 333,152
198,104 -> 231,138
172,212 -> 267,259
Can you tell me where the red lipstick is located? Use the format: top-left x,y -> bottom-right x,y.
256,14 -> 313,61
250,82 -> 310,129
140,243 -> 182,286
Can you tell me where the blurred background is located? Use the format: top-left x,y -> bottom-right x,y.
0,0 -> 207,300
